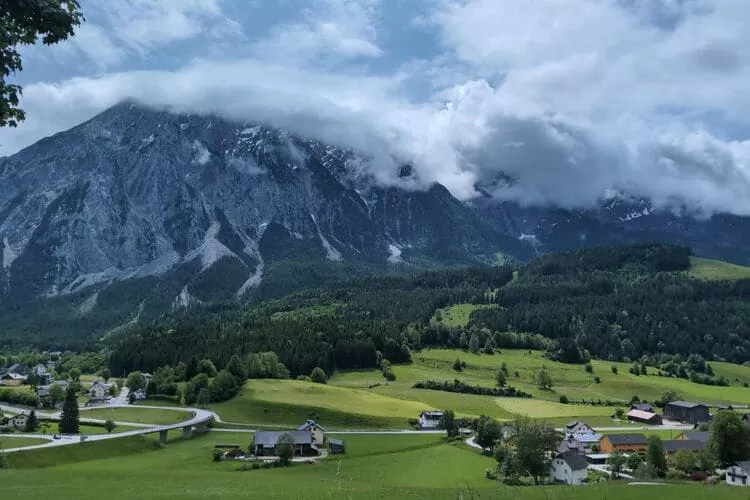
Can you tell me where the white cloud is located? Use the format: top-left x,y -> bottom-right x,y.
3,0 -> 750,216
252,0 -> 383,64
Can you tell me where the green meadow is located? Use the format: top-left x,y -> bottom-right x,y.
689,257 -> 750,280
208,348 -> 750,429
80,407 -> 192,425
1,432 -> 744,499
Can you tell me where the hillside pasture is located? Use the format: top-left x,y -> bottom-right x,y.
689,257 -> 750,280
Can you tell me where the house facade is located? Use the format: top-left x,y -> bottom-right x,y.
664,401 -> 710,424
549,452 -> 588,485
0,372 -> 27,386
600,434 -> 648,454
254,430 -> 316,457
663,440 -> 704,463
298,420 -> 326,446
727,462 -> 750,487
10,413 -> 28,429
564,421 -> 595,438
88,382 -> 109,401
558,436 -> 585,455
419,411 -> 444,429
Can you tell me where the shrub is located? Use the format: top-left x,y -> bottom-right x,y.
296,375 -> 312,382
611,365 -> 618,375
666,469 -> 688,480
407,418 -> 419,427
310,367 -> 327,384
559,395 -> 569,404
485,468 -> 497,480
585,362 -> 593,373
594,376 -> 601,383
413,379 -> 532,398
251,463 -> 261,470
690,471 -> 707,482
212,449 -> 224,462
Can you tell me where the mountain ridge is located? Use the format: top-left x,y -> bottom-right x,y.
1,102 -> 750,344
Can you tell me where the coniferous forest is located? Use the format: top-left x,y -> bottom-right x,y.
106,244 -> 750,377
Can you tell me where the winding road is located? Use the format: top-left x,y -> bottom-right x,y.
1,404 -> 212,453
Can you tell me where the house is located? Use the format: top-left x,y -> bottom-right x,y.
599,434 -> 648,454
253,430 -> 316,457
627,409 -> 663,425
675,431 -> 710,446
38,380 -> 69,399
549,451 -> 588,485
726,461 -> 750,486
419,411 -> 444,429
631,403 -> 656,413
298,420 -> 326,446
558,436 -> 585,455
133,388 -> 147,400
663,440 -> 704,463
329,438 -> 346,454
8,363 -> 28,376
0,371 -> 28,386
577,433 -> 603,450
564,421 -> 595,438
88,381 -> 109,401
663,401 -> 710,424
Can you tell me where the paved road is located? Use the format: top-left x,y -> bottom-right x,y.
1,404 -> 212,453
111,387 -> 130,405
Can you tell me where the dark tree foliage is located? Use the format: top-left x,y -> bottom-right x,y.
413,379 -> 532,398
59,388 -> 79,434
1,1 -> 84,126
107,244 -> 750,379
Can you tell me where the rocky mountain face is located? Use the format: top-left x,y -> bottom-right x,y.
0,102 -> 749,339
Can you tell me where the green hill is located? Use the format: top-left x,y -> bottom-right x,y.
689,256 -> 750,280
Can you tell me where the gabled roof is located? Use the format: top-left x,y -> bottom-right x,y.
557,452 -> 588,471
329,438 -> 344,447
254,430 -> 312,448
631,403 -> 655,412
565,420 -> 588,429
627,409 -> 660,421
677,431 -> 710,444
558,437 -> 583,454
666,401 -> 707,409
735,461 -> 750,474
2,372 -> 27,380
663,440 -> 704,453
420,410 -> 444,417
604,433 -> 648,445
298,419 -> 326,431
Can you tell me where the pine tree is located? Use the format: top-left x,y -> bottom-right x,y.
59,388 -> 80,434
23,410 -> 38,432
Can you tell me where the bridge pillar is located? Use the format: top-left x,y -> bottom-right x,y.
183,426 -> 193,438
159,430 -> 168,444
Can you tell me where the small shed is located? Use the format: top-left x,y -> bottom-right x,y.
329,438 -> 345,454
627,409 -> 662,425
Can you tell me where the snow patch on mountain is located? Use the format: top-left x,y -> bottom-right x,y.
620,206 -> 651,222
172,286 -> 198,311
237,257 -> 264,297
311,215 -> 343,262
192,141 -> 211,165
184,222 -> 239,271
387,244 -> 403,264
2,238 -> 17,269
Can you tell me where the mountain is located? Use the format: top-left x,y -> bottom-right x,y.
1,102 -> 749,347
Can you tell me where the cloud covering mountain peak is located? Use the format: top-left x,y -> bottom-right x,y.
2,0 -> 750,215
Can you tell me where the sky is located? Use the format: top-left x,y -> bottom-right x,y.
2,0 -> 750,215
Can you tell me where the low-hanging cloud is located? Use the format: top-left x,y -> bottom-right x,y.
2,0 -> 750,216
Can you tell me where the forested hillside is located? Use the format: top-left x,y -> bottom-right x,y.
108,244 -> 750,377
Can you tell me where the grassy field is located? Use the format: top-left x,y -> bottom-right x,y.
689,257 -> 750,280
210,348 -> 750,429
0,437 -> 50,449
1,432 -> 745,499
212,380 -> 427,428
430,303 -> 498,327
80,407 -> 192,425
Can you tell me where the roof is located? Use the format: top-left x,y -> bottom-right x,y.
298,420 -> 326,432
557,452 -> 588,471
604,433 -> 648,445
558,437 -> 583,453
2,372 -> 27,380
666,401 -> 707,409
254,431 -> 312,448
631,403 -> 655,412
565,420 -> 588,429
627,409 -> 660,421
663,440 -> 704,453
735,461 -> 750,473
421,411 -> 444,417
678,431 -> 710,444
577,433 -> 603,443
329,438 -> 344,447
